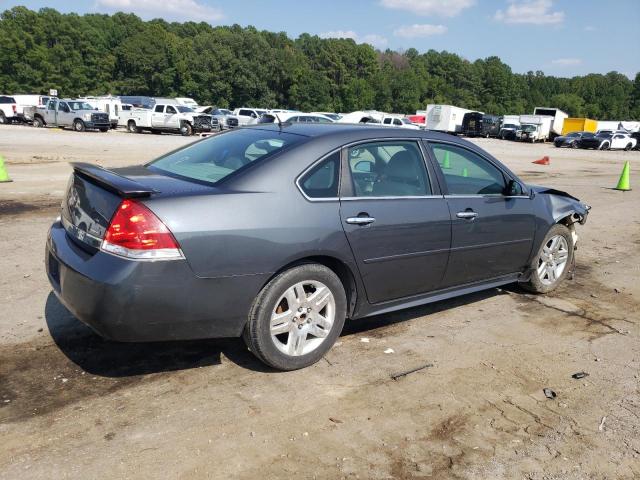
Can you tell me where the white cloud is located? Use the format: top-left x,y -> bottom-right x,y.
380,0 -> 475,17
551,58 -> 582,66
494,0 -> 564,25
319,31 -> 389,49
95,0 -> 223,22
394,24 -> 447,37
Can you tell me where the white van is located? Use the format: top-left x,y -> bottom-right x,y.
78,96 -> 122,129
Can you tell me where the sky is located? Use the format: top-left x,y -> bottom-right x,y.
2,0 -> 639,78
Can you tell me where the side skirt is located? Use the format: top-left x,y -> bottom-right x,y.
356,273 -> 522,319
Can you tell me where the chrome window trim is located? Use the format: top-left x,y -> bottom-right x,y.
341,195 -> 444,201
443,194 -> 531,199
295,147 -> 342,202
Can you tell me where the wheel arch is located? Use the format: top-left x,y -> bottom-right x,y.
261,255 -> 360,318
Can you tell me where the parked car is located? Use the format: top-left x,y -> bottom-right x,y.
498,115 -> 521,140
336,111 -> 383,124
120,103 -> 212,136
579,131 -> 636,150
46,124 -> 589,370
195,107 -> 240,130
258,112 -> 335,124
311,112 -> 342,122
554,131 -> 595,148
631,132 -> 640,150
11,94 -> 50,123
0,95 -> 18,124
381,116 -> 421,130
233,108 -> 269,126
462,112 -> 501,137
31,98 -> 110,131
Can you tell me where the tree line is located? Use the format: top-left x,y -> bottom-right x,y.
1,6 -> 639,120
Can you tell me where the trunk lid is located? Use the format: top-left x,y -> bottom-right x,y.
61,163 -> 214,251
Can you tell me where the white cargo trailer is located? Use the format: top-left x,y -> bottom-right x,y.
420,104 -> 473,134
533,107 -> 568,138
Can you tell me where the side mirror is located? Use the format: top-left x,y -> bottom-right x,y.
505,179 -> 523,196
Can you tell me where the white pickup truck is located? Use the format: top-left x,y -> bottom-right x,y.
120,103 -> 213,136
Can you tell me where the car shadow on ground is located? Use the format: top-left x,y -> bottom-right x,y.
46,287 -> 510,378
44,292 -> 272,377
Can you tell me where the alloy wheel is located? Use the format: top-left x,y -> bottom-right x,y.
270,280 -> 335,356
537,235 -> 569,286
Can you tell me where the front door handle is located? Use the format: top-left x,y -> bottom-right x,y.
346,216 -> 376,225
456,211 -> 478,220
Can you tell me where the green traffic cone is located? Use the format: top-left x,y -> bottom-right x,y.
614,161 -> 630,191
0,155 -> 12,183
442,150 -> 451,169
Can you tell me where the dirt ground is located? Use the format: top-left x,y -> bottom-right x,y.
0,124 -> 639,479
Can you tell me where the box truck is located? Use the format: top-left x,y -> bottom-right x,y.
518,115 -> 553,142
533,107 -> 567,139
420,104 -> 473,134
561,118 -> 597,135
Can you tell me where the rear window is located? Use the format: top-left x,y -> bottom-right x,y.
148,128 -> 304,184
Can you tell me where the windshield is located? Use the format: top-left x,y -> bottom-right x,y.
522,124 -> 536,132
176,106 -> 194,113
148,128 -> 304,184
215,109 -> 232,115
68,101 -> 94,111
596,132 -> 612,139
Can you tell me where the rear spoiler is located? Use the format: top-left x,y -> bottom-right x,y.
71,162 -> 157,198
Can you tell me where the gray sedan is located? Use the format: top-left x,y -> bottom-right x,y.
46,124 -> 589,370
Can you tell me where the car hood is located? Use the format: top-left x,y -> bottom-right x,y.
528,184 -> 590,224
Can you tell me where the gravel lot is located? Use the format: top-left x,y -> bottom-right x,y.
1,125 -> 639,479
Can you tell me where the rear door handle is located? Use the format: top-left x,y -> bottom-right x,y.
346,216 -> 376,225
456,211 -> 478,220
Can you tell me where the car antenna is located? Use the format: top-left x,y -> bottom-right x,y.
275,113 -> 283,129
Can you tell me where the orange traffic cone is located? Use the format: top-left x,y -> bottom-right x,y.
533,156 -> 550,165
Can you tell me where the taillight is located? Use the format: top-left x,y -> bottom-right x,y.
101,199 -> 183,260
12,105 -> 17,114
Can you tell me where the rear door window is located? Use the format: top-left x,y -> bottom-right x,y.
347,141 -> 431,197
430,143 -> 506,195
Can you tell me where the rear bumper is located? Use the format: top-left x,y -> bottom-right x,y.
46,221 -> 268,341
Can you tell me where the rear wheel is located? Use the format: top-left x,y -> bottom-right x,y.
624,143 -> 632,151
571,140 -> 579,148
73,119 -> 85,132
243,264 -> 347,370
127,120 -> 140,133
600,142 -> 610,150
99,127 -> 108,132
521,224 -> 574,294
0,112 -> 6,124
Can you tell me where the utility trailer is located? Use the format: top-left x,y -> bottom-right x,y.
420,104 -> 474,134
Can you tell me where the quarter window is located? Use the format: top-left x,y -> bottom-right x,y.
430,143 -> 506,195
347,141 -> 431,197
299,151 -> 340,199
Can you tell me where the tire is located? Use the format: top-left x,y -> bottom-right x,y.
127,120 -> 140,133
0,112 -> 6,124
32,116 -> 44,128
73,119 -> 85,132
243,263 -> 347,371
624,143 -> 632,151
180,122 -> 193,136
571,141 -> 579,148
600,142 -> 610,151
99,128 -> 109,132
151,129 -> 162,135
521,224 -> 574,294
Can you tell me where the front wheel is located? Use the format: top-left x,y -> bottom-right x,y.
624,143 -> 632,151
32,116 -> 44,128
243,264 -> 347,371
180,122 -> 193,136
99,127 -> 109,132
521,224 -> 574,294
571,141 -> 579,148
0,112 -> 6,124
73,119 -> 85,132
127,120 -> 140,133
